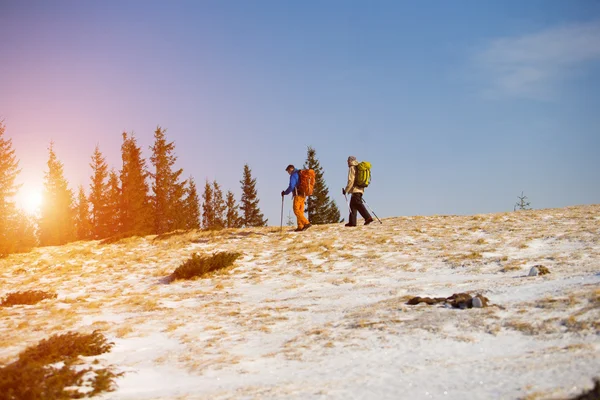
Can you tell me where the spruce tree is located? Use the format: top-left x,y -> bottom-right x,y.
0,121 -> 24,255
149,126 -> 186,234
105,169 -> 121,236
39,142 -> 75,246
211,181 -> 226,229
514,191 -> 532,211
74,185 -> 92,240
225,190 -> 242,228
183,176 -> 200,230
303,146 -> 341,224
201,180 -> 213,229
12,210 -> 37,252
239,164 -> 267,227
119,132 -> 151,236
88,145 -> 109,239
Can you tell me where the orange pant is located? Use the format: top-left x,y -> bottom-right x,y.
293,195 -> 309,229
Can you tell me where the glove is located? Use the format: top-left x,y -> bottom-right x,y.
342,188 -> 346,195
281,191 -> 285,197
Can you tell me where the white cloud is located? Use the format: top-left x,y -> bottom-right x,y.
476,19 -> 600,100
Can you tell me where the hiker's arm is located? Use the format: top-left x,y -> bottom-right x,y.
345,167 -> 355,194
283,173 -> 298,195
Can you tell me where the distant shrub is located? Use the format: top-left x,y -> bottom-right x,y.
153,229 -> 191,241
169,252 -> 241,282
0,330 -> 121,399
99,232 -> 141,245
1,290 -> 57,307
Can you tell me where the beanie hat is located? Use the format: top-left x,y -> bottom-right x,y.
347,156 -> 357,162
285,164 -> 295,171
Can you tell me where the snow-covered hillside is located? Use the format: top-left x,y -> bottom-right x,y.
1,205 -> 599,399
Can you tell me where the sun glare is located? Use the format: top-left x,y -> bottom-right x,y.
16,187 -> 44,215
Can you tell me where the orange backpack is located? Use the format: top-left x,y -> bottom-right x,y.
297,169 -> 315,196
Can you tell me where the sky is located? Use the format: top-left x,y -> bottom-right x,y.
1,0 -> 599,224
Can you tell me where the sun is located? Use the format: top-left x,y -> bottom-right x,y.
16,186 -> 44,215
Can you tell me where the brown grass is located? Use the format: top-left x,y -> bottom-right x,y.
1,290 -> 57,307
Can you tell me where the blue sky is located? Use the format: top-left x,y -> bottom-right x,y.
1,0 -> 599,224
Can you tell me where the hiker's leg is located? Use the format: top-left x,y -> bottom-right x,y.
348,194 -> 360,226
299,196 -> 310,226
293,196 -> 309,228
356,193 -> 372,220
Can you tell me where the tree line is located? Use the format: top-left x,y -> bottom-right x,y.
0,124 -> 268,255
0,122 -> 341,256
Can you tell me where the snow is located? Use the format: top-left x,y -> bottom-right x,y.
1,204 -> 599,399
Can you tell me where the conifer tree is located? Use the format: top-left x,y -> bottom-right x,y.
105,169 -> 121,236
0,121 -> 25,255
225,190 -> 242,228
183,176 -> 200,230
12,210 -> 37,252
211,181 -> 226,229
88,145 -> 109,239
39,142 -> 75,246
119,132 -> 151,236
239,164 -> 267,227
201,180 -> 213,229
74,185 -> 92,240
514,191 -> 532,211
303,146 -> 341,224
149,126 -> 186,234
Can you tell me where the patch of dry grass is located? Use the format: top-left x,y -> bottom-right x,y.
443,251 -> 484,267
1,290 -> 57,307
501,260 -> 525,273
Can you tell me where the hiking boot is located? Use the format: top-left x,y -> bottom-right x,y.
294,227 -> 303,232
364,218 -> 374,226
302,223 -> 312,231
345,223 -> 356,227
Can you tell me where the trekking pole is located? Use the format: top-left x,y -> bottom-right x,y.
362,197 -> 382,224
280,195 -> 284,232
342,188 -> 351,214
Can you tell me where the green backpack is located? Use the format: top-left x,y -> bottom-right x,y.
355,161 -> 371,188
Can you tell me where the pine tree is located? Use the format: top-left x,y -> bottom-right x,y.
105,169 -> 121,236
211,181 -> 226,229
12,210 -> 37,252
239,164 -> 267,227
0,121 -> 25,256
183,176 -> 200,230
303,146 -> 341,224
74,185 -> 92,240
88,145 -> 109,239
201,180 -> 213,229
514,191 -> 532,211
225,190 -> 242,228
119,132 -> 151,236
39,142 -> 75,246
149,126 -> 186,234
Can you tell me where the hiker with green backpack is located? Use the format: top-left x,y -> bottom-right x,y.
342,156 -> 373,227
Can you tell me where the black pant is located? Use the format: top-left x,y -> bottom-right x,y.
348,193 -> 371,226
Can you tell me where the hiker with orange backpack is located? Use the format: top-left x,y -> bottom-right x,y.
342,156 -> 373,227
281,164 -> 313,232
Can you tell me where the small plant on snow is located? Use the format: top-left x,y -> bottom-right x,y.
1,290 -> 57,307
169,252 -> 241,282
